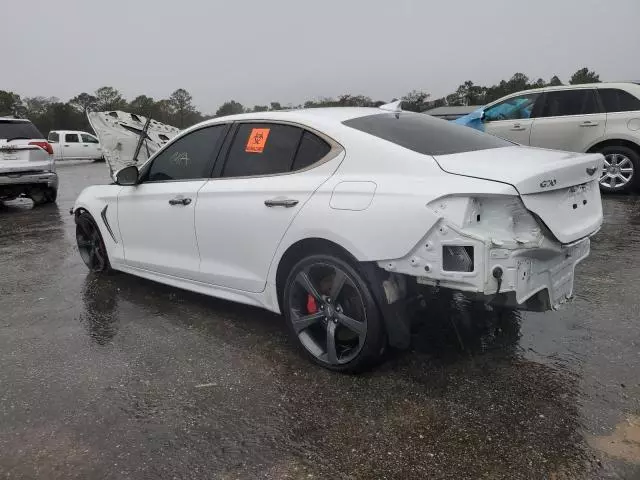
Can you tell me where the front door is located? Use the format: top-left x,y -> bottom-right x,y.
529,88 -> 605,152
482,92 -> 543,145
62,132 -> 84,159
195,123 -> 342,292
117,124 -> 228,279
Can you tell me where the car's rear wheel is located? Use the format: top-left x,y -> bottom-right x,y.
283,254 -> 386,373
598,145 -> 640,193
76,212 -> 111,273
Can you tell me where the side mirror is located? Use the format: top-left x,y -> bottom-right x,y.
480,110 -> 486,121
115,165 -> 139,186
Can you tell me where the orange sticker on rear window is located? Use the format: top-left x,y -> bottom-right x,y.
245,128 -> 270,153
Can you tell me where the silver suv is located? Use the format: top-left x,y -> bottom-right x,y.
460,82 -> 640,193
0,117 -> 58,205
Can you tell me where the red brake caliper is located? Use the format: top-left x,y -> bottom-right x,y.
306,295 -> 318,314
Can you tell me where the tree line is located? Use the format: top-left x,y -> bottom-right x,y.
0,67 -> 600,135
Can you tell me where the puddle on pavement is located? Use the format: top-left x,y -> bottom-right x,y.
589,415 -> 640,464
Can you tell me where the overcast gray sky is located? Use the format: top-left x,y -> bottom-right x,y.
3,0 -> 639,113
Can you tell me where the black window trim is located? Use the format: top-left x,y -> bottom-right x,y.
535,87 -> 603,119
211,119 -> 343,180
137,123 -> 232,184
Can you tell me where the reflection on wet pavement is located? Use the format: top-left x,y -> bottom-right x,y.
0,162 -> 639,479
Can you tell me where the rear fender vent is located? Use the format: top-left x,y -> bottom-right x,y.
442,245 -> 474,272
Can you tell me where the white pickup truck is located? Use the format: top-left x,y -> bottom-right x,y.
47,130 -> 103,161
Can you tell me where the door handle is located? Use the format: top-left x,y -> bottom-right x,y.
264,198 -> 299,208
579,121 -> 599,127
83,144 -> 89,147
168,196 -> 192,206
510,124 -> 526,131
64,144 -> 70,147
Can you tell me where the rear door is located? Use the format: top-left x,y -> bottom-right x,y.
195,122 -> 342,292
529,88 -> 605,152
81,133 -> 102,159
62,132 -> 84,159
117,124 -> 228,279
482,92 -> 543,145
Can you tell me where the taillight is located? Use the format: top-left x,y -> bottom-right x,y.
28,141 -> 54,155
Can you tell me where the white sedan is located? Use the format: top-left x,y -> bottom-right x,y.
72,105 -> 604,372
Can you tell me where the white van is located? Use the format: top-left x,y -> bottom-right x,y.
47,130 -> 103,161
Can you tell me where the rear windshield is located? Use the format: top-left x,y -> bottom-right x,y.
343,112 -> 512,155
0,120 -> 44,140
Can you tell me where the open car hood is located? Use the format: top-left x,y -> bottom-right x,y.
87,111 -> 180,178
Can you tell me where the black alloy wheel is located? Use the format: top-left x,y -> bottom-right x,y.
76,213 -> 110,272
283,254 -> 385,372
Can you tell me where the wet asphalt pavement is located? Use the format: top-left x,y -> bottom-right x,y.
1,162 -> 639,480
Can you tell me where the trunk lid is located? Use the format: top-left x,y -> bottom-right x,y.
0,141 -> 52,173
433,146 -> 604,244
0,119 -> 52,173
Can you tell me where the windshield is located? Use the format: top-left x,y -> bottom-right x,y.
343,112 -> 512,156
0,120 -> 44,141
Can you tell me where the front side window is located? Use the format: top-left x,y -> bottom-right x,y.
145,125 -> 226,182
483,93 -> 541,122
222,123 -> 303,178
343,112 -> 511,156
598,88 -> 640,113
539,89 -> 599,117
48,132 -> 59,143
81,133 -> 99,143
65,133 -> 80,143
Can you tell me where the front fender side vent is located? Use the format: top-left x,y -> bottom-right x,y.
101,205 -> 118,243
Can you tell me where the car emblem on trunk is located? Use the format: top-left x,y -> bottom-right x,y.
540,179 -> 557,188
586,167 -> 597,176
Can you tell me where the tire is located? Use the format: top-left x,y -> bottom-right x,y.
76,212 -> 111,273
597,145 -> 640,193
31,187 -> 57,206
283,253 -> 386,373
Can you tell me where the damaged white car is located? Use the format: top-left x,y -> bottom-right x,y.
72,105 -> 603,372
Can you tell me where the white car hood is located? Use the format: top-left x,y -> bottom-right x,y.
87,111 -> 180,178
433,146 -> 604,244
433,146 -> 603,195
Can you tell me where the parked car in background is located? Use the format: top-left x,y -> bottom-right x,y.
72,105 -> 603,372
0,117 -> 58,205
454,82 -> 640,193
48,130 -> 103,161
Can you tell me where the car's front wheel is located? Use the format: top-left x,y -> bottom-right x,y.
76,212 -> 111,273
283,254 -> 386,373
598,145 -> 640,193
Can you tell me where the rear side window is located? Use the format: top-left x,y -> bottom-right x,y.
146,125 -> 226,182
65,133 -> 80,143
343,112 -> 511,156
0,120 -> 43,140
81,133 -> 99,143
222,123 -> 303,178
48,132 -> 60,143
540,89 -> 599,117
598,88 -> 640,112
292,131 -> 331,170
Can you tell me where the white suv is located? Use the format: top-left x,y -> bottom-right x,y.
458,82 -> 640,193
0,117 -> 58,205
